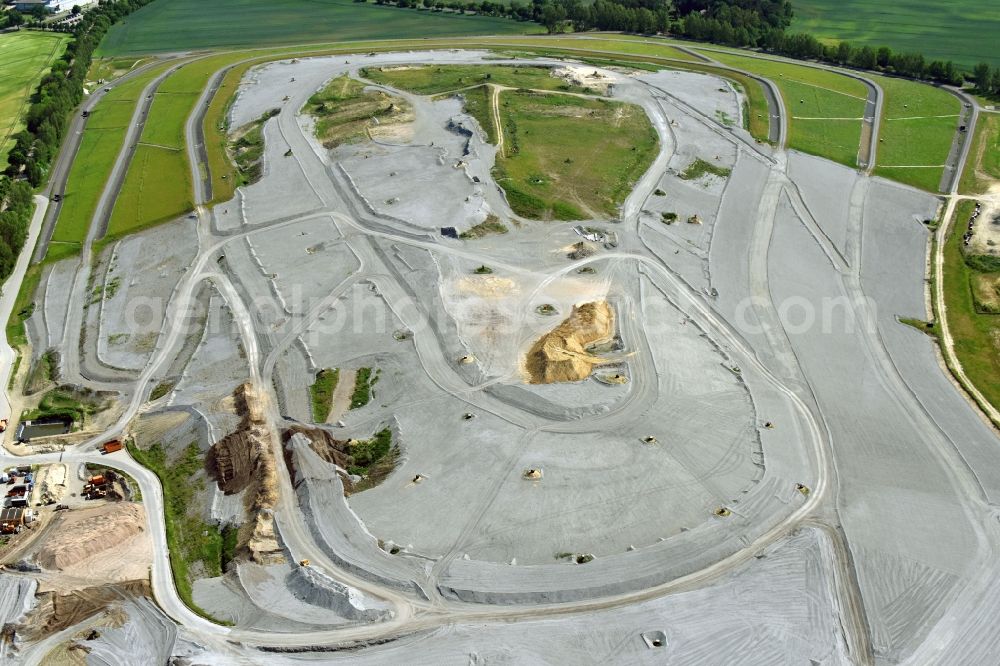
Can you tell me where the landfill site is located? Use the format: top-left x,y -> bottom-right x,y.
1,50 -> 1000,664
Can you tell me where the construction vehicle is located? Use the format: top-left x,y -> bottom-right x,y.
89,475 -> 105,486
101,440 -> 123,454
0,419 -> 7,433
299,559 -> 310,567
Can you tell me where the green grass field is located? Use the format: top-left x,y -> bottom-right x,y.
107,144 -> 192,239
942,200 -> 1000,415
792,0 -> 1000,69
0,31 -> 70,165
870,74 -> 959,192
48,63 -> 174,260
960,113 -> 1000,195
97,0 -> 529,56
705,51 -> 866,166
495,91 -> 658,220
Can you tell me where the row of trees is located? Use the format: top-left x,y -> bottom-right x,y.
371,0 -> 977,86
972,63 -> 1000,98
0,0 -> 154,282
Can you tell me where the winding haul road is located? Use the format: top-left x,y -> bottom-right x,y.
0,39 -> 986,662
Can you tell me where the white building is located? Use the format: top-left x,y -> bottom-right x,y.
12,0 -> 98,14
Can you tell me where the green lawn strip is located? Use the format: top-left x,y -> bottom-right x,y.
106,144 -> 193,241
363,64 -> 589,95
309,368 -> 340,422
350,367 -> 376,409
494,90 -> 658,220
457,84 -> 498,143
48,63 -> 174,258
942,200 -> 1000,414
141,91 -> 200,149
127,440 -> 233,626
960,113 -> 1000,195
6,263 -> 42,353
0,32 -> 70,164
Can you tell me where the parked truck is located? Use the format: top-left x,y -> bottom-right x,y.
101,440 -> 123,454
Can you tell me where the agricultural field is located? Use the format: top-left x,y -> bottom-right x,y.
705,50 -> 866,166
961,113 -> 1000,195
0,31 -> 70,164
97,0 -> 529,56
870,74 -> 960,192
494,90 -> 658,219
48,63 -> 175,260
792,0 -> 1000,69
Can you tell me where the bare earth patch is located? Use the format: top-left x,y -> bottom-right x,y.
523,301 -> 614,383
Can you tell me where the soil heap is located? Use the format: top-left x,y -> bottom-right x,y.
524,301 -> 614,384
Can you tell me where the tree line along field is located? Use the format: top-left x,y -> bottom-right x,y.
0,31 -> 70,165
792,0 -> 1000,70
960,114 -> 1000,196
96,0 -> 529,56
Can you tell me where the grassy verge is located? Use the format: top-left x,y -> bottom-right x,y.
6,263 -> 41,353
127,440 -> 233,625
494,90 -> 658,220
350,367 -> 375,409
149,381 -> 175,401
960,112 -> 1000,195
705,50 -> 866,166
309,368 -> 339,422
942,200 -> 1000,414
230,109 -> 279,185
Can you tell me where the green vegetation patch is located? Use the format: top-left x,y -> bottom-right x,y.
871,74 -> 959,192
150,381 -> 175,401
142,91 -> 199,149
971,273 -> 1000,314
127,441 -> 232,624
363,64 -> 587,95
23,386 -> 111,425
943,200 -> 1000,415
347,428 -> 398,492
0,32 -> 70,164
306,75 -> 410,149
679,158 -> 731,181
350,367 -> 377,410
494,91 -> 658,220
229,109 -> 279,186
309,368 -> 340,422
106,144 -> 193,240
460,215 -> 508,239
6,263 -> 41,353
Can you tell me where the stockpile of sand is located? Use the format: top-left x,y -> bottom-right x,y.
35,504 -> 145,571
524,301 -> 614,384
208,383 -> 283,565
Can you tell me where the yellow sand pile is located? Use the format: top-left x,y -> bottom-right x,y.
524,301 -> 614,384
36,503 -> 145,571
